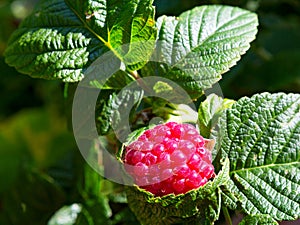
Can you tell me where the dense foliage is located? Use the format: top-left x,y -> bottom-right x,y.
0,0 -> 299,224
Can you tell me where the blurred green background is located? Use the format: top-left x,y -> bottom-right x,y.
0,0 -> 299,224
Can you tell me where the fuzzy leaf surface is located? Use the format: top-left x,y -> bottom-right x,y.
238,214 -> 278,225
142,5 -> 258,97
4,0 -> 156,82
215,93 -> 300,221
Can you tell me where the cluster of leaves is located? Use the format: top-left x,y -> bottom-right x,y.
123,92 -> 299,225
1,0 -> 299,225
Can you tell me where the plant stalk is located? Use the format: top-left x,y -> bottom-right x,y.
222,206 -> 233,225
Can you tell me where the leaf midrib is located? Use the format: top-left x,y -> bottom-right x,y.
65,1 -> 123,61
230,161 -> 299,175
163,44 -> 247,84
233,171 -> 298,219
228,94 -> 299,170
167,6 -> 256,69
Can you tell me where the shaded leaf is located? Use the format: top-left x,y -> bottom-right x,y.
111,87 -> 145,143
0,135 -> 22,193
95,90 -> 117,135
238,214 -> 278,225
95,86 -> 144,136
0,108 -> 75,168
110,207 -> 140,225
77,199 -> 112,225
90,70 -> 135,90
0,171 -> 65,225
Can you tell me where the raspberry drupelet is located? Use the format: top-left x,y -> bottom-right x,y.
124,122 -> 215,196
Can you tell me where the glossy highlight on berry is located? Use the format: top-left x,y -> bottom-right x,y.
124,122 -> 215,196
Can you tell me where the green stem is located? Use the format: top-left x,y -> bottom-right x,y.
63,83 -> 69,99
130,70 -> 153,94
222,206 -> 233,225
130,70 -> 140,80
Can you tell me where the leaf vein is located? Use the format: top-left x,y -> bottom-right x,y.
234,172 -> 296,218
244,96 -> 300,168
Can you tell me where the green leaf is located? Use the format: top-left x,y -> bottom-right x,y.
74,201 -> 112,225
95,90 -> 117,135
166,104 -> 198,124
90,70 -> 135,90
83,159 -> 103,200
238,214 -> 278,225
73,160 -> 112,225
4,0 -> 156,82
0,108 -> 76,169
142,5 -> 258,97
110,87 -> 145,142
110,207 -> 140,225
79,199 -> 112,225
126,158 -> 230,225
198,94 -> 235,138
215,92 -> 300,221
0,135 -> 22,193
1,170 -> 65,225
48,204 -> 82,225
93,78 -> 144,136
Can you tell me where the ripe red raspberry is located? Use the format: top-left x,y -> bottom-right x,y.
124,122 -> 215,196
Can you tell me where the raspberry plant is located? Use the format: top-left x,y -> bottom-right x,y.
3,0 -> 300,225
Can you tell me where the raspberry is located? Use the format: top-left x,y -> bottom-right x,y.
124,122 -> 215,196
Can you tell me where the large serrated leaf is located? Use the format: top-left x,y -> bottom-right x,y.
4,0 -> 156,82
215,92 -> 300,221
142,5 -> 258,97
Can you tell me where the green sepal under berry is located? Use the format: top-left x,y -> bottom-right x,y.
126,158 -> 230,225
213,92 -> 300,221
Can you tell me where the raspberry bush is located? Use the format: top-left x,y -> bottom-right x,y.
2,0 -> 299,225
